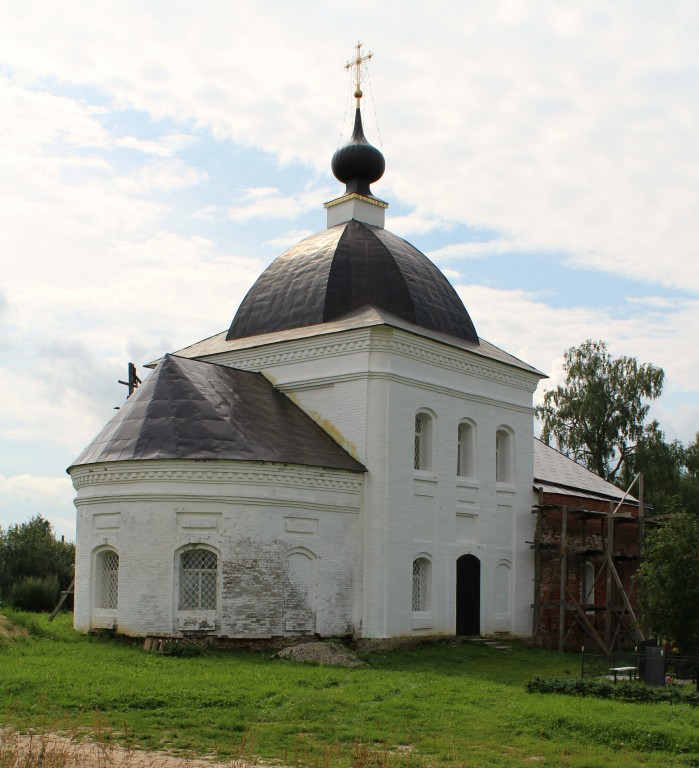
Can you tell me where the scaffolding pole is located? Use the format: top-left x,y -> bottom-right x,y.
531,474 -> 647,653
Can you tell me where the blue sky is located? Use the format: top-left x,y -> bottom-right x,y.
1,1 -> 698,540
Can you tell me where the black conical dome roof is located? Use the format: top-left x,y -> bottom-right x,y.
227,220 -> 478,343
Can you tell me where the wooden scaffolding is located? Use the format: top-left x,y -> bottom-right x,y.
530,476 -> 649,653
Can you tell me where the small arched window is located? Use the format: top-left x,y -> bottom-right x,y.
495,428 -> 514,483
179,549 -> 218,610
412,557 -> 431,612
97,549 -> 119,609
457,421 -> 475,477
414,412 -> 434,471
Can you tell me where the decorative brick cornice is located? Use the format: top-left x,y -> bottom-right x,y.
74,493 -> 360,514
205,326 -> 538,393
388,335 -> 540,392
69,461 -> 364,495
205,332 -> 373,371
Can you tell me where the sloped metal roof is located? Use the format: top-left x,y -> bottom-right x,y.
69,355 -> 365,472
227,220 -> 479,344
533,438 -> 637,503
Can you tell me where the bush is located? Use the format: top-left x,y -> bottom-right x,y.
0,515 -> 75,600
7,575 -> 60,612
526,676 -> 699,705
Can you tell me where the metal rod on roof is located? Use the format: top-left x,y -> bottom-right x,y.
611,472 -> 640,515
118,362 -> 142,398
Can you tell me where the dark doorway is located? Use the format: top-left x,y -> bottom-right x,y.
456,554 -> 480,635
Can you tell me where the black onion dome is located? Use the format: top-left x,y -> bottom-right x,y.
331,109 -> 385,197
227,220 -> 479,343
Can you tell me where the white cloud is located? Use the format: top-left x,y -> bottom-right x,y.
428,237 -> 541,262
0,474 -> 76,540
200,185 -> 335,223
116,133 -> 198,156
263,229 -> 315,250
0,1 -> 698,531
457,283 -> 699,442
386,212 -> 448,237
117,159 -> 207,193
1,3 -> 697,291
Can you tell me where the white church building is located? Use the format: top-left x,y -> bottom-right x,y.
68,92 -> 547,642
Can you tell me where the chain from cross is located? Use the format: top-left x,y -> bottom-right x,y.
345,41 -> 373,107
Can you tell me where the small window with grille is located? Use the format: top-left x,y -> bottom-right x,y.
414,412 -> 433,471
412,557 -> 431,612
179,549 -> 218,610
98,550 -> 119,609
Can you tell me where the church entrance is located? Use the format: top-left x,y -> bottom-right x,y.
456,554 -> 480,635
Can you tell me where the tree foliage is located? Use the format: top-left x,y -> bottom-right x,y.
620,421 -> 684,515
621,426 -> 699,515
637,508 -> 699,654
537,340 -> 664,481
0,515 -> 74,606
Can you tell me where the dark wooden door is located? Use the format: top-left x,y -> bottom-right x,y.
456,554 -> 480,635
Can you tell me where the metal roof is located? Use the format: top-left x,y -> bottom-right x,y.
69,355 -> 365,472
227,220 -> 479,344
533,437 -> 637,503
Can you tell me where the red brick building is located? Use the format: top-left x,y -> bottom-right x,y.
531,439 -> 649,652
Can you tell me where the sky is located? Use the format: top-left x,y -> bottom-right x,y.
1,1 -> 698,541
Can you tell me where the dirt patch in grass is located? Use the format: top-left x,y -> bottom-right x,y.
0,729 -> 264,768
0,616 -> 29,640
277,641 -> 367,667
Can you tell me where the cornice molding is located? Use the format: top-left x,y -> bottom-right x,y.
201,331 -> 373,371
203,327 -> 538,393
74,493 -> 360,514
387,333 -> 540,391
70,461 -> 364,494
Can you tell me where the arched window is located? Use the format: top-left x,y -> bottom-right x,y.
96,549 -> 119,609
457,421 -> 475,477
414,412 -> 434,471
495,428 -> 514,483
179,549 -> 217,610
412,557 -> 431,612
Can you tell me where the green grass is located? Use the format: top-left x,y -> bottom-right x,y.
1,611 -> 699,767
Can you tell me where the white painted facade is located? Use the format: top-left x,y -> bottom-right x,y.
70,107 -> 543,640
71,323 -> 540,640
72,461 -> 363,637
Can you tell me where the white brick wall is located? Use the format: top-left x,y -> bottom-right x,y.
213,324 -> 540,639
70,461 -> 362,637
71,323 -> 541,640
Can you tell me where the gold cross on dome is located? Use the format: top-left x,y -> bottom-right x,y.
345,41 -> 373,107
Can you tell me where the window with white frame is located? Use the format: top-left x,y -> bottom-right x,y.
97,550 -> 119,609
457,421 -> 475,477
179,549 -> 217,610
414,412 -> 433,471
495,428 -> 513,483
412,557 -> 431,612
